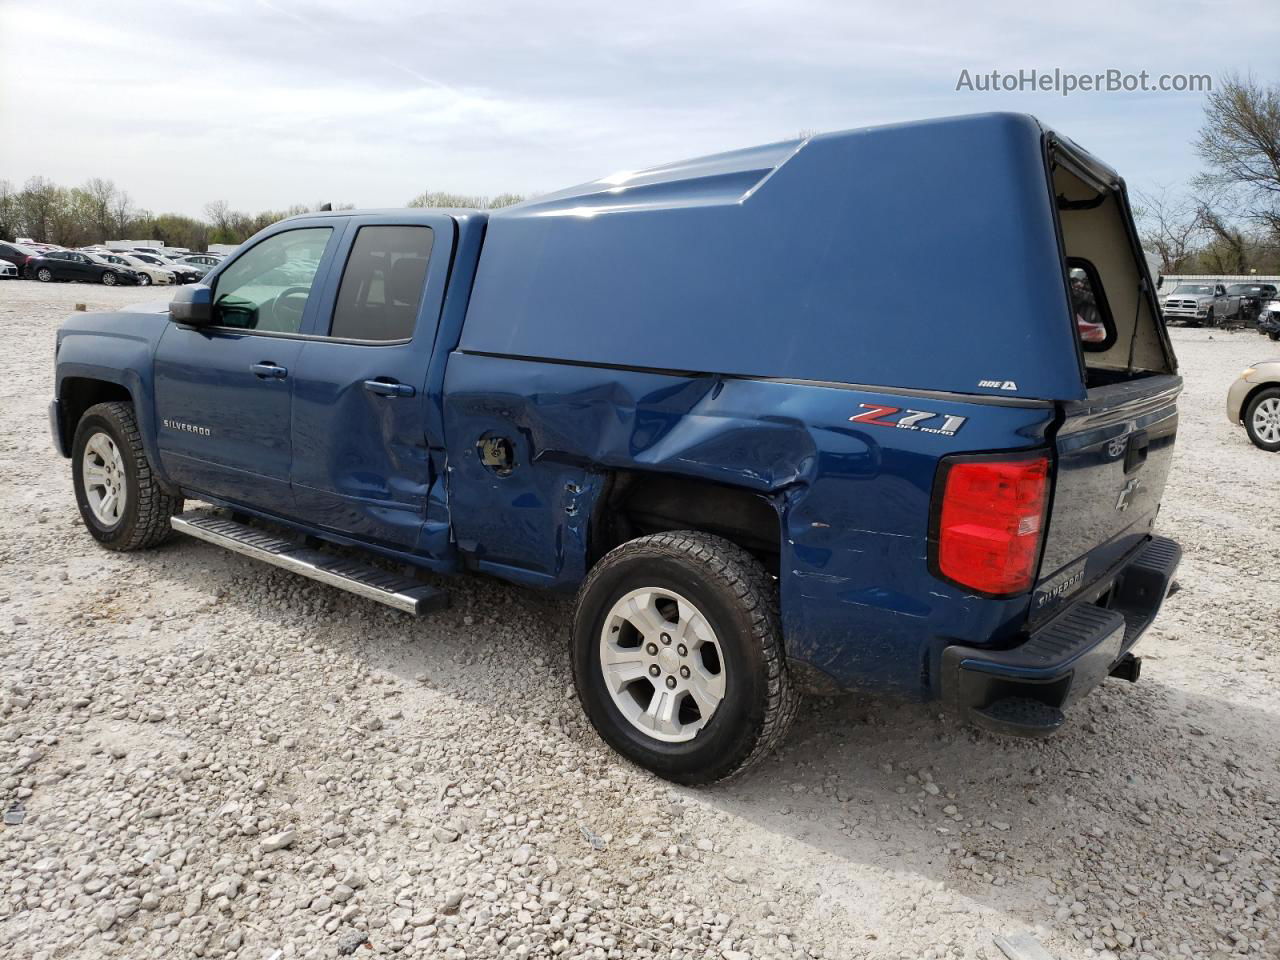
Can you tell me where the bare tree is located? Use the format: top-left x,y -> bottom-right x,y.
16,177 -> 65,242
1134,186 -> 1203,273
110,189 -> 135,238
1196,74 -> 1280,237
1194,199 -> 1250,273
204,200 -> 234,238
81,178 -> 118,241
408,190 -> 526,210
0,180 -> 17,241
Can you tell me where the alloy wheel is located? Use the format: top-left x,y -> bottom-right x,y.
82,431 -> 128,526
1252,397 -> 1280,445
598,587 -> 726,743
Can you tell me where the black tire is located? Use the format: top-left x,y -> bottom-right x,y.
35,267 -> 53,282
571,531 -> 797,784
1205,308 -> 1215,327
1269,332 -> 1279,342
1244,387 -> 1280,453
71,401 -> 183,550
138,274 -> 152,287
102,271 -> 117,286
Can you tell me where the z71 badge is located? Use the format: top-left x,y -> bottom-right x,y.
849,404 -> 967,436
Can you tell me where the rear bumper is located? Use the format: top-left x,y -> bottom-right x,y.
941,535 -> 1180,737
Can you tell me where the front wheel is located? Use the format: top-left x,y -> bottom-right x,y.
72,401 -> 183,550
102,271 -> 117,286
1269,332 -> 1279,342
1245,388 -> 1280,452
138,273 -> 152,287
572,531 -> 797,784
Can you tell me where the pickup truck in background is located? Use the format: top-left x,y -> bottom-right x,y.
50,113 -> 1182,783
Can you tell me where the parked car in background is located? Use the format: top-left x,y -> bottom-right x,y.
97,253 -> 175,286
1258,300 -> 1280,341
0,241 -> 41,277
176,254 -> 223,273
1215,283 -> 1278,327
0,259 -> 18,279
168,255 -> 216,277
1228,360 -> 1280,451
29,250 -> 141,286
1163,283 -> 1225,326
127,252 -> 201,283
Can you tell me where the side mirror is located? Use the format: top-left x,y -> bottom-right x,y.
170,285 -> 213,325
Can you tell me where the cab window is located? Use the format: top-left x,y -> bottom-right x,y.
212,228 -> 332,334
328,226 -> 433,342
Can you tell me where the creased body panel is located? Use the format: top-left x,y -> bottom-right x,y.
442,352 -> 1055,693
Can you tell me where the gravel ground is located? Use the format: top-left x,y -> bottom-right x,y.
0,280 -> 1277,960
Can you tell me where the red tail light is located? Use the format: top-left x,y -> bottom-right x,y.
930,453 -> 1051,596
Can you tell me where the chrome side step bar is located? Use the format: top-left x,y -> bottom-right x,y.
171,511 -> 448,615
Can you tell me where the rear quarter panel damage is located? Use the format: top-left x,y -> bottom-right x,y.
443,352 -> 1056,696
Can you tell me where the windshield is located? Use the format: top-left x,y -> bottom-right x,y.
1172,284 -> 1214,295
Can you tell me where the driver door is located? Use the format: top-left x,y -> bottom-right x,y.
152,222 -> 344,514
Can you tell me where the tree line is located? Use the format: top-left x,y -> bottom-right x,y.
0,179 -> 525,252
1135,74 -> 1280,276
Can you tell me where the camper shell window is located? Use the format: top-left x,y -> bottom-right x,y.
1051,147 -> 1174,386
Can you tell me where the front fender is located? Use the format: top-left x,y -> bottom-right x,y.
55,309 -> 169,485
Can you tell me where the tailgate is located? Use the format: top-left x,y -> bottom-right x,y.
1031,374 -> 1181,622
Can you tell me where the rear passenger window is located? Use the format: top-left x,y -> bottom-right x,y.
329,226 -> 433,341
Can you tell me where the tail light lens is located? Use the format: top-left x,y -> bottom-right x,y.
930,453 -> 1051,596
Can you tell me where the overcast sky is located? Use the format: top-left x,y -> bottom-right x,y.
2,0 -> 1277,217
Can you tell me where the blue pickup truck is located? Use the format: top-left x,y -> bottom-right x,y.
50,113 -> 1181,783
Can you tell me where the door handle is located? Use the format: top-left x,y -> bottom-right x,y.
251,362 -> 288,380
363,379 -> 415,398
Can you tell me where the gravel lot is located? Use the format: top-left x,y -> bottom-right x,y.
1,280 -> 1277,960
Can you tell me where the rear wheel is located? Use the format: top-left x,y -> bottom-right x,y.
72,402 -> 183,550
572,531 -> 797,784
1270,332 -> 1279,342
36,267 -> 53,282
1244,388 -> 1280,452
